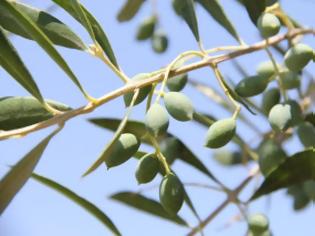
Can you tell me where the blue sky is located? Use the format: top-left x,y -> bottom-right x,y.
0,0 -> 314,235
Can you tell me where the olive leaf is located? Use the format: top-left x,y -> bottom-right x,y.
0,28 -> 44,104
0,1 -> 86,50
305,113 -> 315,127
89,118 -> 217,181
31,173 -> 121,236
250,149 -> 315,201
195,0 -> 241,43
0,131 -> 58,214
174,0 -> 200,42
110,191 -> 188,226
0,0 -> 90,99
0,96 -> 71,131
241,0 -> 266,25
117,0 -> 146,22
52,0 -> 119,68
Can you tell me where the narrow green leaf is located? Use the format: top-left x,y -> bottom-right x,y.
117,0 -> 145,22
242,0 -> 266,25
174,0 -> 200,41
110,191 -> 188,226
0,96 -> 71,131
196,0 -> 241,42
0,131 -> 57,214
251,149 -> 315,201
0,0 -> 90,99
0,28 -> 43,103
0,1 -> 86,50
52,0 -> 119,68
89,118 -> 217,181
31,173 -> 121,236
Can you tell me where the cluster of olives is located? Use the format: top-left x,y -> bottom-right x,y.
247,213 -> 272,236
136,15 -> 169,54
287,181 -> 315,210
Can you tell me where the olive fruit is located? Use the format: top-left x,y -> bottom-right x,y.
258,140 -> 286,176
159,173 -> 184,215
235,75 -> 269,97
160,137 -> 182,165
135,153 -> 159,184
257,13 -> 280,38
136,16 -> 156,41
205,118 -> 236,149
286,100 -> 303,126
303,180 -> 315,200
268,104 -> 292,131
145,103 -> 169,137
152,30 -> 168,53
123,73 -> 152,106
261,88 -> 280,115
297,122 -> 315,148
166,74 -> 188,92
213,150 -> 243,166
105,133 -> 140,169
0,96 -> 71,131
282,71 -> 300,90
256,61 -> 277,79
248,213 -> 269,234
164,92 -> 194,121
284,43 -> 313,72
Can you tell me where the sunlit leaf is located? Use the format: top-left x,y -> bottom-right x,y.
32,173 -> 121,235
0,1 -> 86,50
117,0 -> 145,22
0,0 -> 90,99
0,131 -> 57,214
110,191 -> 188,226
0,28 -> 44,103
251,149 -> 315,200
52,0 -> 119,68
196,0 -> 241,42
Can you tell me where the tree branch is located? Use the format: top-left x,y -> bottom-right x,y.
0,28 -> 313,140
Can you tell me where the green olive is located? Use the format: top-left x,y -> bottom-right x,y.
297,122 -> 315,148
166,74 -> 188,92
164,92 -> 194,121
135,153 -> 159,184
261,88 -> 281,115
136,16 -> 157,41
248,213 -> 269,234
257,13 -> 281,38
235,75 -> 269,97
284,43 -> 313,72
205,118 -> 236,149
152,30 -> 168,53
268,104 -> 292,131
159,173 -> 184,215
145,103 -> 169,137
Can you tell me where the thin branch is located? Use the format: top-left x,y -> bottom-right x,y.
0,28 -> 313,140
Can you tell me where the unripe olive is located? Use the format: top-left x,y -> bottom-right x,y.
164,92 -> 194,121
261,88 -> 280,115
303,180 -> 315,200
282,71 -> 300,90
286,100 -> 303,127
297,122 -> 315,148
152,30 -> 168,53
136,16 -> 157,41
135,153 -> 159,184
159,173 -> 184,215
258,140 -> 286,176
105,133 -> 140,168
268,104 -> 292,131
293,191 -> 310,210
205,118 -> 236,149
235,75 -> 269,97
248,230 -> 272,236
166,74 -> 188,92
145,103 -> 169,137
248,213 -> 269,234
256,61 -> 277,79
160,137 -> 182,165
213,150 -> 243,166
124,73 -> 152,106
257,13 -> 281,38
284,43 -> 313,72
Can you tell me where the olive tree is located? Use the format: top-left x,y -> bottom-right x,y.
0,0 -> 314,235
